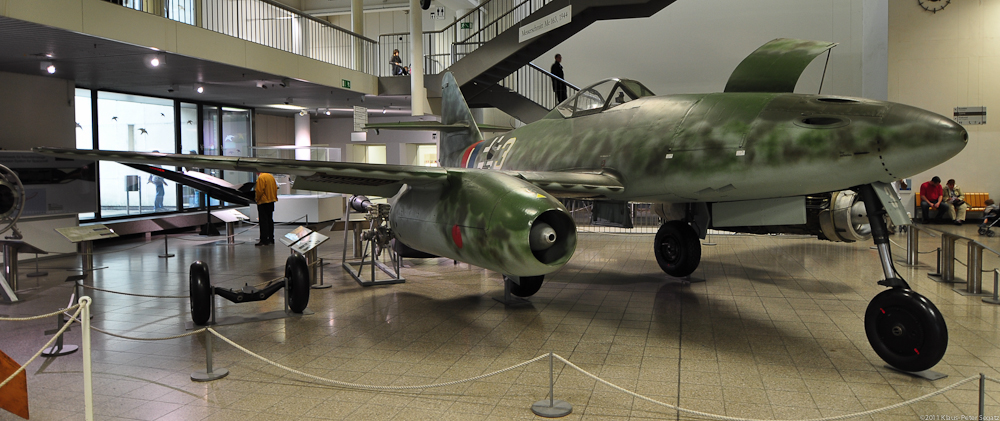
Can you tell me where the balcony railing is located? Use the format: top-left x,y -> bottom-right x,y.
499,62 -> 579,111
108,0 -> 376,74
378,0 -> 552,76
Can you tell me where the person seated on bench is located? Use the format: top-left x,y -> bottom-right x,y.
920,176 -> 952,223
944,178 -> 967,225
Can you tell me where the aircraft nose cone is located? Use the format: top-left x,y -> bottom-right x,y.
878,104 -> 968,180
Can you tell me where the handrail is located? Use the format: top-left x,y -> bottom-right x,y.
111,0 -> 377,73
256,0 -> 377,43
458,0 -> 538,45
527,62 -> 580,91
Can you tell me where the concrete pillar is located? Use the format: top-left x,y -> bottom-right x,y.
409,0 -> 426,116
352,0 -> 364,70
294,113 -> 311,160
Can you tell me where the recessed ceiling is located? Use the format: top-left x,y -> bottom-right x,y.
0,16 -> 413,117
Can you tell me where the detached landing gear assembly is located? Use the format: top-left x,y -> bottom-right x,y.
188,254 -> 312,326
859,183 -> 948,378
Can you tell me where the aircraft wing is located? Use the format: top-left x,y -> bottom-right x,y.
364,121 -> 513,132
34,147 -> 623,198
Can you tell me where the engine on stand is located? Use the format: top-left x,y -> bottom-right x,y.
341,195 -> 405,286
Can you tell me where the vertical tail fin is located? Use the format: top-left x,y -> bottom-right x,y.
439,72 -> 483,168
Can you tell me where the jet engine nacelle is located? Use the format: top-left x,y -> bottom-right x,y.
716,190 -> 872,242
390,170 -> 576,277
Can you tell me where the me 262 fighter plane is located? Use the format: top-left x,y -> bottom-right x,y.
36,39 -> 967,373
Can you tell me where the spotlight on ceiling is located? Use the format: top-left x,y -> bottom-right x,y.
299,110 -> 308,116
196,85 -> 205,94
40,62 -> 55,74
325,109 -> 332,116
145,53 -> 165,68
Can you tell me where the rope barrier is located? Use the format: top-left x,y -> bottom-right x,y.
207,328 -> 547,391
987,375 -> 1000,385
553,354 -> 980,421
0,302 -> 85,391
0,303 -> 82,322
62,311 -> 206,341
78,284 -> 187,299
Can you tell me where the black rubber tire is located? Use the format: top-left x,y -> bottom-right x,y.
189,261 -> 212,326
285,254 -> 310,313
865,288 -> 948,372
988,230 -> 996,238
653,221 -> 701,277
979,227 -> 987,235
507,275 -> 544,297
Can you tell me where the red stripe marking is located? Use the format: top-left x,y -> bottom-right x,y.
880,308 -> 885,314
914,348 -> 920,355
460,140 -> 485,167
452,225 -> 463,248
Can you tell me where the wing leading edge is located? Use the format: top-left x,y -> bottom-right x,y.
34,147 -> 625,199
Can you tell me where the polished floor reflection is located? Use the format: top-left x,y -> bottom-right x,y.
1,223 -> 998,420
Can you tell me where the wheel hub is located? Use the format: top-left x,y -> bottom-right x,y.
877,306 -> 924,355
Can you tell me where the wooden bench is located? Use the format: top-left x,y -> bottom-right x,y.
915,192 -> 991,219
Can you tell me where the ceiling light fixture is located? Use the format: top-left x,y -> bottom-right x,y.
325,109 -> 331,116
146,53 -> 165,68
196,85 -> 205,94
299,110 -> 308,116
40,62 -> 55,74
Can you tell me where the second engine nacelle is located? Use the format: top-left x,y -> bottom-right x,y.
389,170 -> 576,277
715,190 -> 872,242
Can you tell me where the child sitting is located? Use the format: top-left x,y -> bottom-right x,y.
983,199 -> 999,224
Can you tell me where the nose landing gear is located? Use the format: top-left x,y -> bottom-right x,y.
858,184 -> 948,373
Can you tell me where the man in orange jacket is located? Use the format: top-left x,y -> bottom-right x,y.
255,172 -> 278,246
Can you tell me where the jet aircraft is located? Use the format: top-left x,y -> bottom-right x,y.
35,39 -> 968,373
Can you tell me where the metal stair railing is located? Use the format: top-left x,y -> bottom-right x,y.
110,0 -> 376,73
498,62 -> 580,111
378,0 -> 553,76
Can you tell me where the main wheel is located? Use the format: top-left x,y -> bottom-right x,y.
979,227 -> 987,235
285,254 -> 310,313
653,221 -> 701,277
189,261 -> 213,325
507,275 -> 544,297
865,288 -> 947,372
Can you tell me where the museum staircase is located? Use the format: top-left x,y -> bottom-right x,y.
378,0 -> 677,123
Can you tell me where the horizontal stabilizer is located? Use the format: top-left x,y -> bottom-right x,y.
724,38 -> 837,93
365,121 -> 512,132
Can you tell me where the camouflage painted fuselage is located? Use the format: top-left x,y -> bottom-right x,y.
460,92 -> 967,203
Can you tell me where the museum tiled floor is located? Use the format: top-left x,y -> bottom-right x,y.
2,222 -> 999,420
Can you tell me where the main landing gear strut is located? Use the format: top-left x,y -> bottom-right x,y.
858,184 -> 947,373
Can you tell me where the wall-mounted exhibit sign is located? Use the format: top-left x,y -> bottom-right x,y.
354,106 -> 368,132
954,106 -> 985,125
519,5 -> 571,43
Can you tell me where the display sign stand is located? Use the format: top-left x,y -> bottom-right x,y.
280,226 -> 330,286
0,240 -> 48,303
55,225 -> 118,281
210,209 -> 249,246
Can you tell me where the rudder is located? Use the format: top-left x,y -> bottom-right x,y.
439,72 -> 484,168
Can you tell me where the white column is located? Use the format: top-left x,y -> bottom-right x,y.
294,113 -> 311,160
410,0 -> 426,116
352,0 -> 364,70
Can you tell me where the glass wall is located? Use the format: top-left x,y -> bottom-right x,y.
73,90 -> 253,220
97,92 -> 177,217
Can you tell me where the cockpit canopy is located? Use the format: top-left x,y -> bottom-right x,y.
555,78 -> 655,118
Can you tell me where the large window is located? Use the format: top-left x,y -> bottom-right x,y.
73,90 -> 253,220
97,92 -> 177,218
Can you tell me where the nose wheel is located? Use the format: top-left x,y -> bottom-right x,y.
864,288 -> 947,372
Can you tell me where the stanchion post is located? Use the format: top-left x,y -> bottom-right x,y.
979,373 -> 985,420
983,269 -> 1000,305
191,329 -> 228,381
941,234 -> 957,282
967,242 -> 984,294
531,352 -> 572,417
159,234 -> 174,258
81,297 -> 93,421
906,226 -> 919,265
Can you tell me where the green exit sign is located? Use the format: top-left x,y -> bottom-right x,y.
460,22 -> 471,29
342,79 -> 351,89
